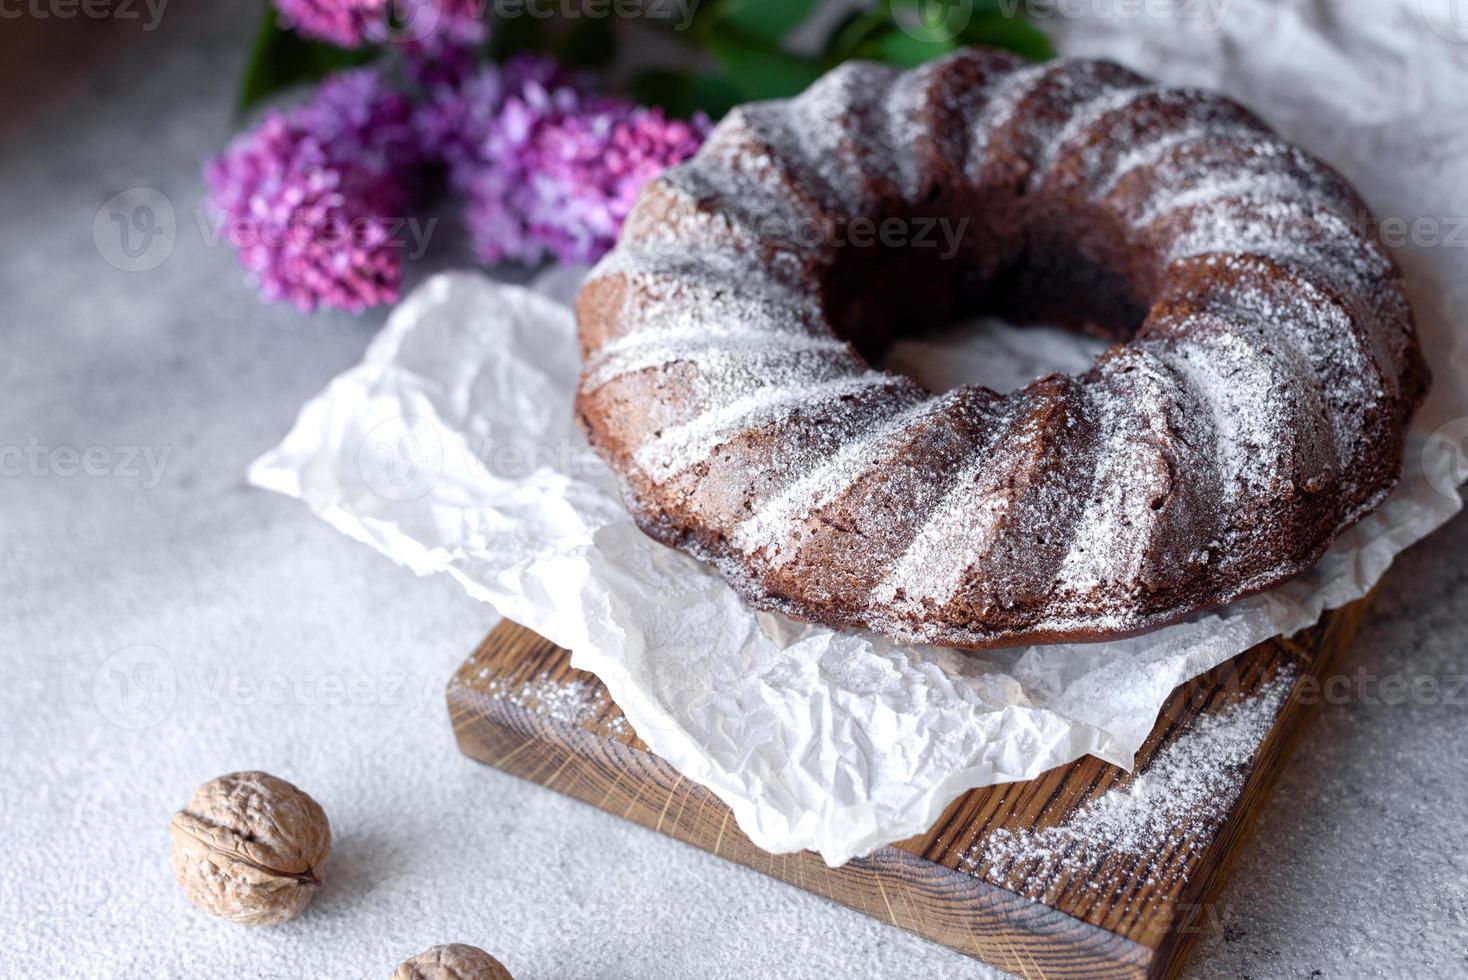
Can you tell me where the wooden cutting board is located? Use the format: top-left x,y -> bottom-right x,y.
447,597 -> 1371,980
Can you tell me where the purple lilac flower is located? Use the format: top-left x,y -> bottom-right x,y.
272,0 -> 386,48
517,103 -> 712,264
273,0 -> 486,52
205,69 -> 422,313
414,55 -> 579,184
398,0 -> 488,52
425,56 -> 710,265
401,38 -> 479,90
301,69 -> 421,171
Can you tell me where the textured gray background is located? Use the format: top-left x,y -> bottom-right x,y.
2,2 -> 1465,977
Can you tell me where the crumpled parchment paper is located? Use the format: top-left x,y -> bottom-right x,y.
249,3 -> 1468,865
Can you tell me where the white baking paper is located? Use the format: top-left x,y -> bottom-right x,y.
249,5 -> 1468,866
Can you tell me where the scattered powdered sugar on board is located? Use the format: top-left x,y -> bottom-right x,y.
477,671 -> 629,736
960,667 -> 1296,900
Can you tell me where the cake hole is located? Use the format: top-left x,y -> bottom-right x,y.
819,197 -> 1151,393
879,316 -> 1111,395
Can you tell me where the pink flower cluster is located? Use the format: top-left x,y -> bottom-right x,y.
424,56 -> 711,265
207,55 -> 710,312
414,54 -> 571,184
205,69 -> 421,312
274,0 -> 486,52
525,104 -> 711,264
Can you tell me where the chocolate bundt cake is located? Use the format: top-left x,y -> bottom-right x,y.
574,48 -> 1429,649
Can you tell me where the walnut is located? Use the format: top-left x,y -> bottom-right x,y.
170,771 -> 331,926
391,944 -> 514,979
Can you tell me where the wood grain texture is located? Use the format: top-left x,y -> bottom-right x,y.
448,597 -> 1372,979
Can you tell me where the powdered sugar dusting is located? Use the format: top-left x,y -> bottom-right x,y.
1032,83 -> 1156,177
1208,254 -> 1387,444
1093,122 -> 1266,197
869,392 -> 1028,612
881,60 -> 944,201
1053,359 -> 1163,595
732,392 -> 936,560
586,251 -> 821,342
963,61 -> 1055,180
1161,196 -> 1391,288
960,668 -> 1296,898
633,373 -> 893,480
1149,329 -> 1289,510
872,453 -> 1008,610
1129,168 -> 1337,229
584,329 -> 849,392
787,61 -> 904,212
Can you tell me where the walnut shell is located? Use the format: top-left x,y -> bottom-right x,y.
391,944 -> 514,979
170,770 -> 331,926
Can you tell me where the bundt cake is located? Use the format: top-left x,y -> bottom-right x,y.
574,47 -> 1429,650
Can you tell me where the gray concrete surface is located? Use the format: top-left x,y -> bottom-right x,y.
2,2 -> 1464,977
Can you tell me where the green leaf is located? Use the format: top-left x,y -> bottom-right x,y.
856,27 -> 959,67
883,0 -> 974,50
870,1 -> 1053,64
236,7 -> 295,113
821,4 -> 894,62
715,0 -> 820,44
630,68 -> 695,116
689,74 -> 744,117
887,0 -> 1016,18
705,32 -> 824,101
630,69 -> 742,119
960,13 -> 1054,61
236,5 -> 377,114
555,15 -> 618,70
488,9 -> 548,59
651,0 -> 728,41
